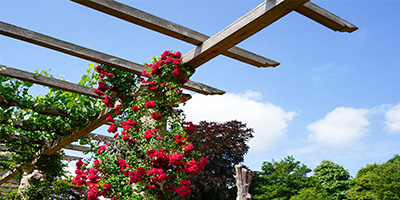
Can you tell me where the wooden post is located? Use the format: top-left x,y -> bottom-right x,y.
235,164 -> 253,200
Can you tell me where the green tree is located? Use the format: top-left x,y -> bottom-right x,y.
313,160 -> 352,200
250,156 -> 312,200
348,155 -> 400,200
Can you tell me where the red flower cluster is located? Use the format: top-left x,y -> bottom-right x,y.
151,112 -> 162,121
146,149 -> 169,167
145,100 -> 157,109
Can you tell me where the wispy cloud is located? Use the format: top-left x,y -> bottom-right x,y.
182,90 -> 297,152
311,62 -> 348,82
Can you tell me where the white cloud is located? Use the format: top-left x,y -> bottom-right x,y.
307,107 -> 370,147
183,90 -> 297,152
385,103 -> 400,133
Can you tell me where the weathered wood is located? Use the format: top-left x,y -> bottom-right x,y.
63,155 -> 82,161
295,2 -> 358,33
0,66 -> 101,99
235,165 -> 253,200
71,0 -> 279,68
0,22 -> 224,95
63,144 -> 91,152
182,0 -> 309,68
35,107 -> 114,165
84,133 -> 113,142
0,94 -> 69,117
0,166 -> 21,185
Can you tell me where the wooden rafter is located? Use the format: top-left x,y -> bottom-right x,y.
182,0 -> 310,69
84,133 -> 113,142
64,144 -> 91,152
70,0 -> 279,68
0,93 -> 69,117
0,65 -> 101,99
295,2 -> 358,33
0,22 -> 225,95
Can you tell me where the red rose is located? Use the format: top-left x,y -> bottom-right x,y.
151,112 -> 162,121
131,105 -> 139,112
172,68 -> 181,77
145,100 -> 157,109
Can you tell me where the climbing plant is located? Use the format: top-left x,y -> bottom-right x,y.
72,51 -> 209,199
0,65 -> 103,165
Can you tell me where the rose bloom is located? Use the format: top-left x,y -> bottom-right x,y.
145,100 -> 157,109
131,105 -> 139,112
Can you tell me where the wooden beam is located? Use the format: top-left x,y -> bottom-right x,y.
0,22 -> 225,95
70,0 -> 279,68
0,93 -> 69,117
63,155 -> 82,161
182,0 -> 309,69
63,144 -> 91,152
0,66 -> 101,99
35,107 -> 114,165
84,133 -> 113,142
295,2 -> 358,33
0,165 -> 20,185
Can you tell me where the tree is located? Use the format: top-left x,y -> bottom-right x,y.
250,156 -> 312,200
313,160 -> 352,200
348,155 -> 400,200
189,120 -> 254,200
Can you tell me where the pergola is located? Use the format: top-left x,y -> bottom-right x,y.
0,0 -> 357,196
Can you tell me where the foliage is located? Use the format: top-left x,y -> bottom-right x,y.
72,51 -> 209,199
188,120 -> 254,200
0,64 -> 103,165
250,156 -> 312,200
348,155 -> 400,200
289,186 -> 330,200
313,160 -> 352,200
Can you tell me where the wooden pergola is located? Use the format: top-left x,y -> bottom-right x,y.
0,0 -> 357,196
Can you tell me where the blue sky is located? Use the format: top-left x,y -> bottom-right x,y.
1,0 -> 400,177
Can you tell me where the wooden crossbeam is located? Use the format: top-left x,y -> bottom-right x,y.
0,93 -> 69,117
63,144 -> 91,152
182,0 -> 309,69
70,0 -> 279,68
0,65 -> 101,99
0,22 -> 225,95
84,133 -> 113,142
295,2 -> 358,33
63,155 -> 82,161
37,107 -> 113,161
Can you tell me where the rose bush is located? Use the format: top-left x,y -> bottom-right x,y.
73,51 -> 208,199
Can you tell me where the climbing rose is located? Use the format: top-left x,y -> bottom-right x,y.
175,185 -> 191,198
104,183 -> 112,190
182,143 -> 194,153
143,129 -> 153,141
97,145 -> 106,155
174,134 -> 185,145
169,152 -> 183,166
145,100 -> 157,108
131,105 -> 139,112
106,114 -> 114,122
107,124 -> 117,133
151,112 -> 162,121
172,68 -> 181,77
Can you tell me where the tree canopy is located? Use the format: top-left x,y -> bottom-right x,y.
189,120 -> 254,200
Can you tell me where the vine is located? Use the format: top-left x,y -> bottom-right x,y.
72,51 -> 209,199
